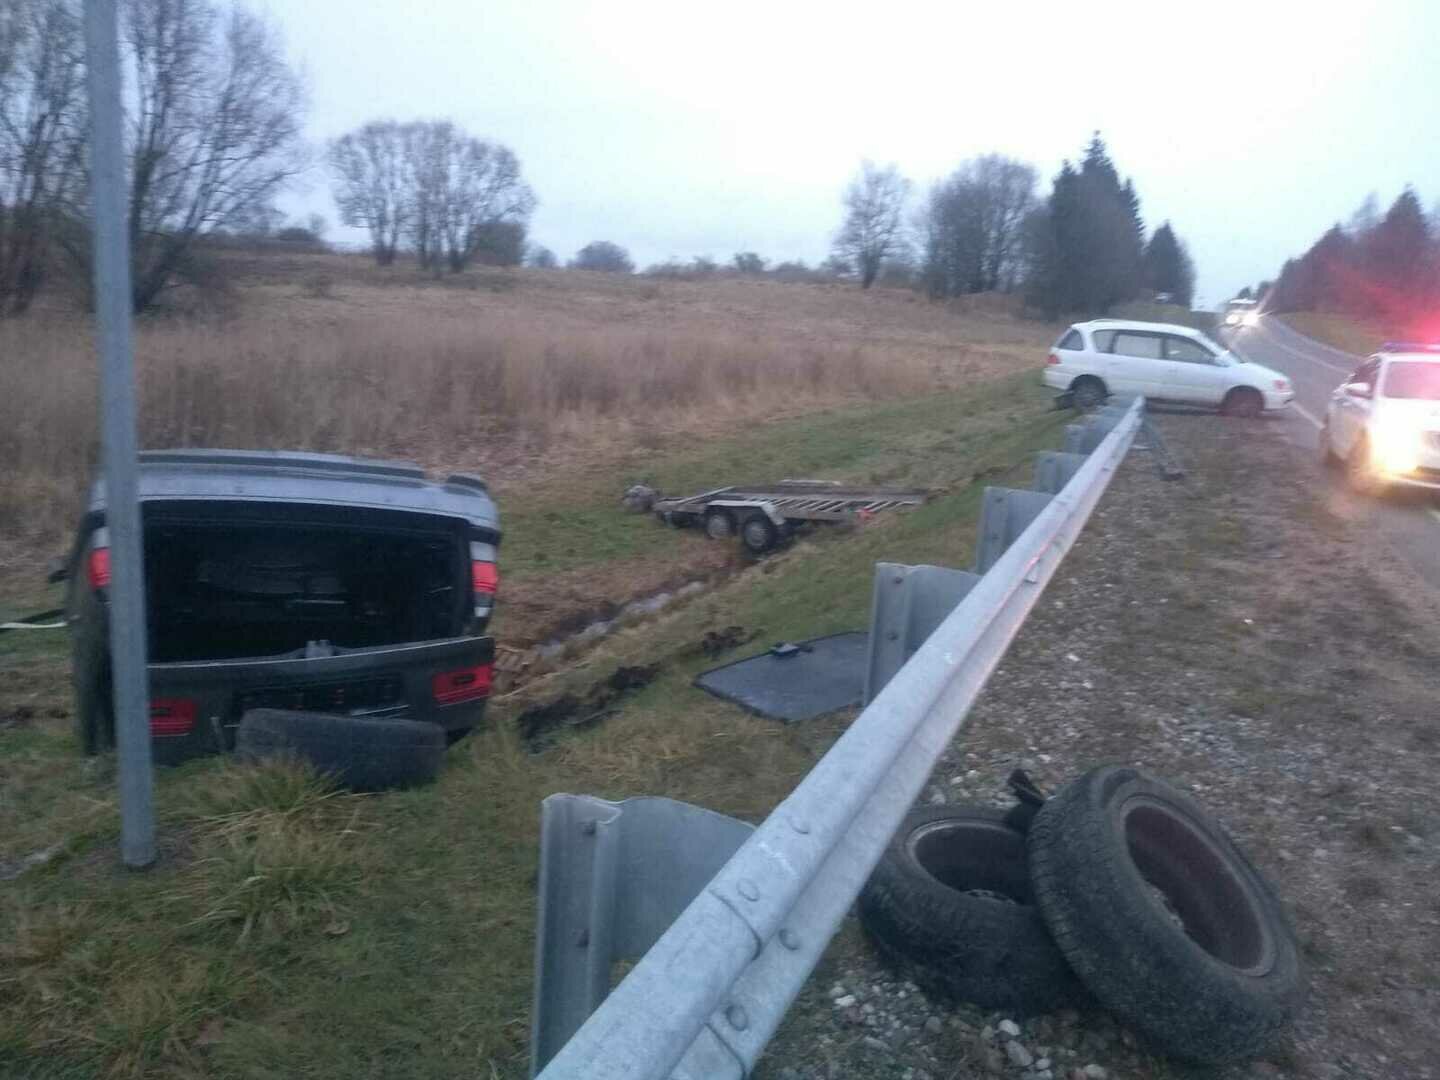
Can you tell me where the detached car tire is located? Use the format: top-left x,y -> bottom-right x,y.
237,708 -> 446,792
858,805 -> 1084,1016
1028,766 -> 1305,1063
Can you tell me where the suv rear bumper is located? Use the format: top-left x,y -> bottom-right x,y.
148,636 -> 493,765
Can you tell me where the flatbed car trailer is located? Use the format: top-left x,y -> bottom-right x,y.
650,481 -> 928,553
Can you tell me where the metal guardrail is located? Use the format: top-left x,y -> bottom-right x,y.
533,397 -> 1147,1079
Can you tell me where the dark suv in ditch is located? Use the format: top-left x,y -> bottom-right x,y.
60,450 -> 500,764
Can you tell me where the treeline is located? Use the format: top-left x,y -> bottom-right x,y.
1261,189 -> 1437,330
831,135 -> 1197,314
0,0 -> 306,315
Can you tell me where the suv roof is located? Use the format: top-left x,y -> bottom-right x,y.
1073,318 -> 1207,338
85,449 -> 498,530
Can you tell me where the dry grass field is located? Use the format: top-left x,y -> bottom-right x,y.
0,254 -> 1053,564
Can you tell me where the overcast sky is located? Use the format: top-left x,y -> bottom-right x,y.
260,0 -> 1440,308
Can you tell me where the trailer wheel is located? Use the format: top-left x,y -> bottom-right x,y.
740,515 -> 779,553
704,509 -> 735,540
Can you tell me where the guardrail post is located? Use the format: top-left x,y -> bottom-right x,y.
974,487 -> 1055,573
863,562 -> 982,703
1033,451 -> 1088,494
530,795 -> 753,1076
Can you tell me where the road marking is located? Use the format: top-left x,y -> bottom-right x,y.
1257,326 -> 1351,373
1290,402 -> 1323,430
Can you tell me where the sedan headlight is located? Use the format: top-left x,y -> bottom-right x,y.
1241,311 -> 1260,327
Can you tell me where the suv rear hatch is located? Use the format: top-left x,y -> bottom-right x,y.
72,450 -> 500,761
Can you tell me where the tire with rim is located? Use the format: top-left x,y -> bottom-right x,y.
1222,387 -> 1264,419
858,805 -> 1085,1016
1070,376 -> 1107,410
1028,765 -> 1305,1063
704,509 -> 735,540
237,708 -> 446,791
740,515 -> 779,554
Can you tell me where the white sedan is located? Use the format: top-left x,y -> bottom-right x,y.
1043,319 -> 1293,416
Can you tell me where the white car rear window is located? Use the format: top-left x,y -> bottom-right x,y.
1057,329 -> 1083,350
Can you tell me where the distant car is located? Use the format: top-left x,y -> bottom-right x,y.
1320,343 -> 1440,493
1043,319 -> 1293,416
57,450 -> 500,764
1223,299 -> 1260,328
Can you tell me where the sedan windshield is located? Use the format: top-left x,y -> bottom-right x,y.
1383,361 -> 1440,400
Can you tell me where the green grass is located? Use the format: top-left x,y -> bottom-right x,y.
1278,311 -> 1383,355
500,375 -> 1051,579
0,380 -> 1068,1078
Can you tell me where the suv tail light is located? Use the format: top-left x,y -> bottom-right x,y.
470,540 -> 499,623
432,663 -> 493,706
472,560 -> 498,597
88,546 -> 111,589
1046,353 -> 1061,366
149,697 -> 197,736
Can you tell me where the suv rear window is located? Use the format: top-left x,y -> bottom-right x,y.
1057,329 -> 1083,351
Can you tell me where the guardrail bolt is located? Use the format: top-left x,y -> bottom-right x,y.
779,928 -> 800,951
738,879 -> 760,901
581,819 -> 597,836
886,630 -> 898,642
725,1004 -> 749,1031
788,815 -> 811,834
575,928 -> 589,947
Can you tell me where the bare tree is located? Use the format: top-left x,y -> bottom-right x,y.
0,0 -> 85,316
330,120 -> 411,265
53,0 -> 307,311
833,160 -> 910,289
400,120 -> 535,273
918,154 -> 1037,298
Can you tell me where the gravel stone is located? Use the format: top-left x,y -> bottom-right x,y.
1006,1040 -> 1034,1068
998,1019 -> 1021,1039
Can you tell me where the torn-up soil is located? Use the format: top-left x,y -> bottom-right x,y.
759,411 -> 1440,1080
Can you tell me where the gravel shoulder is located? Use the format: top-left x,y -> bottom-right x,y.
759,409 -> 1440,1080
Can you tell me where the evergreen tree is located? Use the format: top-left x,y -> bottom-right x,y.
1024,134 -> 1148,316
1142,222 -> 1196,307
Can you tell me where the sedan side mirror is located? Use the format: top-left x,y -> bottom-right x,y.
1344,381 -> 1373,399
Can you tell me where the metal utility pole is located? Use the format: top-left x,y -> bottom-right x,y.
84,0 -> 155,868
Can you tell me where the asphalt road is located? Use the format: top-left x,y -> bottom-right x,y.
1222,317 -> 1440,591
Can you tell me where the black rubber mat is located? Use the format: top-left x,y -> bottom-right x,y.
693,631 -> 868,723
